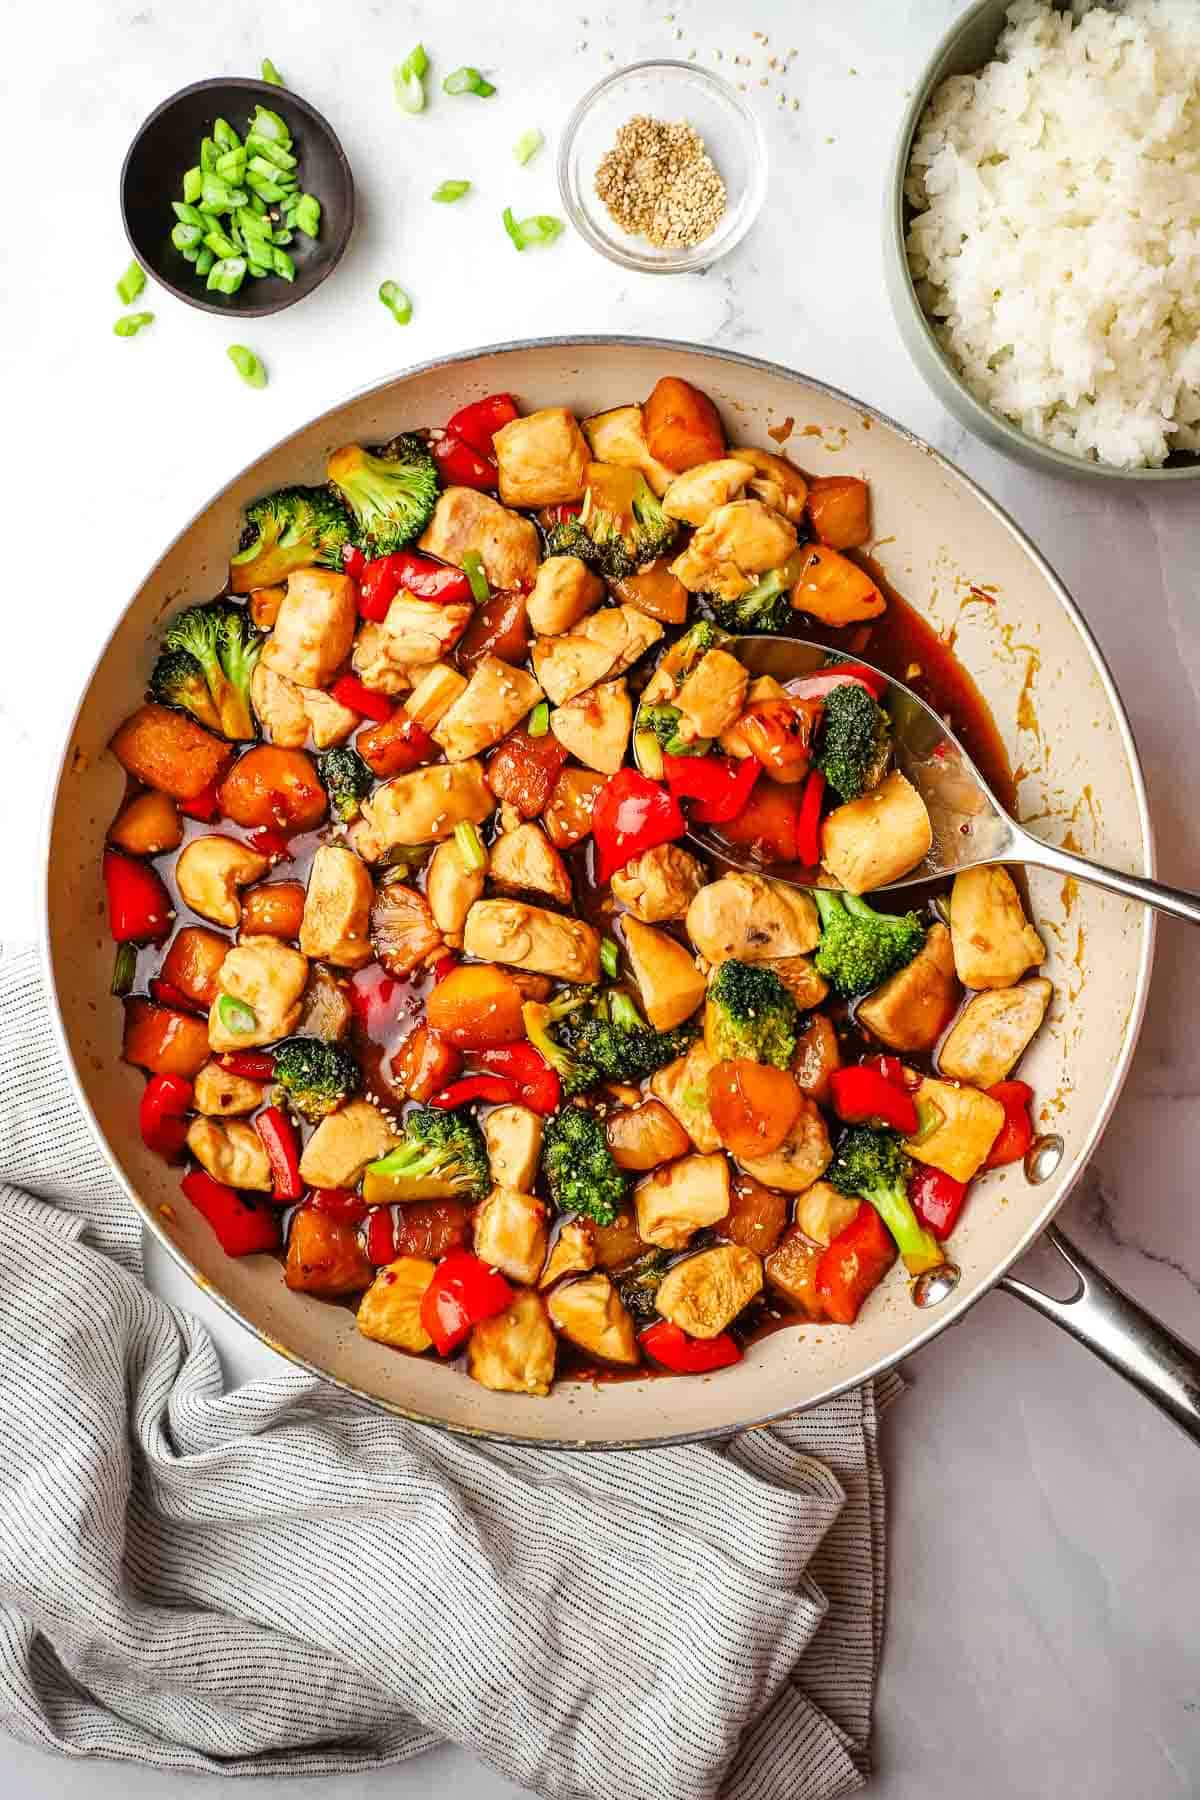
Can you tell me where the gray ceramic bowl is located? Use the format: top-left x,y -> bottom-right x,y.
883,0 -> 1200,483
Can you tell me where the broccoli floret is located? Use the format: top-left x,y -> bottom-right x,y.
826,1124 -> 942,1275
318,746 -> 373,821
149,647 -> 223,733
814,683 -> 892,802
705,959 -> 799,1069
543,514 -> 594,562
628,476 -> 678,565
364,1104 -> 490,1203
525,991 -> 697,1097
327,433 -> 440,558
229,484 -> 353,593
703,563 -> 795,634
632,701 -> 710,778
273,1037 -> 360,1122
542,1103 -> 629,1226
546,473 -> 678,582
616,1248 -> 671,1322
812,892 -> 926,998
161,600 -> 262,740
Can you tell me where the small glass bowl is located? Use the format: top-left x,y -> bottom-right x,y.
557,61 -> 767,274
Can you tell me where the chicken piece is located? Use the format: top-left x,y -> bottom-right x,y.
635,1152 -> 730,1250
296,965 -> 354,1042
675,648 -> 749,740
611,843 -> 705,924
298,1099 -> 400,1190
353,761 -> 493,859
484,1104 -> 544,1193
949,866 -> 1046,990
262,569 -> 357,689
177,837 -> 269,928
285,1206 -> 373,1298
463,900 -> 601,984
820,771 -> 933,895
468,1288 -> 557,1396
686,872 -> 820,964
301,684 -> 359,749
472,1187 -> 549,1286
581,404 -> 676,496
790,1014 -> 841,1103
185,1117 -> 272,1191
730,446 -> 809,523
649,1038 -> 722,1153
903,1076 -> 1005,1182
192,1060 -> 266,1117
527,555 -> 605,637
662,458 -> 755,526
405,662 -> 469,731
544,766 -> 606,850
763,956 -> 829,1010
655,1244 -> 763,1339
622,917 -> 706,1032
856,922 -> 958,1053
488,823 -> 573,906
736,1097 -> 833,1193
208,936 -> 308,1051
425,837 -> 486,942
540,1221 -> 596,1289
251,661 -> 309,748
299,845 -> 375,969
939,977 -> 1053,1088
576,605 -> 664,676
418,485 -> 541,591
763,1226 -> 824,1315
357,1257 -> 436,1352
349,624 -> 412,697
548,678 -> 632,775
353,599 -> 473,696
532,606 -> 664,706
432,656 -> 543,764
794,1180 -> 861,1248
546,1274 -> 639,1366
670,499 -> 798,601
493,407 -> 590,508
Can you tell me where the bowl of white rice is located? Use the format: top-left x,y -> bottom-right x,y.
885,0 -> 1200,478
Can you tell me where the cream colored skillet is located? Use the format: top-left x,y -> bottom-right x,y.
42,337 -> 1200,1449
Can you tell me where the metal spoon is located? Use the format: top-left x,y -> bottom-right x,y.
688,635 -> 1200,924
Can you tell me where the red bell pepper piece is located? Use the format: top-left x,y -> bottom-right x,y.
716,780 -> 803,864
430,1074 -> 520,1109
103,849 -> 173,944
432,433 -> 497,490
420,1247 -> 514,1356
218,1050 -> 276,1081
139,1073 -> 193,1160
432,952 -> 459,986
983,1080 -> 1035,1168
795,767 -> 825,866
639,1320 -> 743,1373
255,1106 -> 304,1203
787,663 -> 889,703
330,674 -> 394,724
247,826 -> 292,860
541,501 -> 582,526
358,550 -> 473,621
181,1170 -> 282,1256
310,1188 -> 370,1225
445,392 -> 520,456
662,753 -> 761,825
149,977 -> 205,1015
366,1206 -> 399,1264
472,1043 -> 561,1115
909,1165 -> 970,1240
828,1065 -> 919,1135
591,768 -> 686,885
179,779 -> 222,822
342,544 -> 367,580
816,1202 -> 897,1325
863,1054 -> 921,1090
349,966 -> 407,1036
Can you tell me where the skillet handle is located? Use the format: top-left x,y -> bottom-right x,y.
999,1226 -> 1200,1446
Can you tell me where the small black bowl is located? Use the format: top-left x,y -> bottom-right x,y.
121,76 -> 354,318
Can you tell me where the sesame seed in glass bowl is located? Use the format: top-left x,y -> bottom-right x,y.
557,61 -> 767,274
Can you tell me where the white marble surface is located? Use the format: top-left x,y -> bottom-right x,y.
4,0 -> 1200,1793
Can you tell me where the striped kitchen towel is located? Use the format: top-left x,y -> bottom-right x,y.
0,943 -> 898,1799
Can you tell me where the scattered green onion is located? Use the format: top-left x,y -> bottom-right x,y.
513,128 -> 544,165
213,116 -> 241,152
444,65 -> 495,97
251,105 -> 291,145
228,344 -> 267,388
454,820 -> 488,873
261,57 -> 285,86
173,200 -> 206,229
218,993 -> 259,1035
379,280 -> 413,324
203,224 -> 238,259
294,193 -> 321,237
246,132 -> 298,171
113,312 -> 154,337
528,701 -> 551,737
909,1098 -> 946,1145
194,247 -> 215,276
502,206 -> 563,251
116,261 -> 146,305
200,136 -> 218,174
394,43 -> 428,113
110,943 -> 137,997
171,221 -> 204,252
271,245 -> 296,282
461,550 -> 490,603
600,937 -> 620,980
682,1084 -> 707,1110
432,179 -> 472,203
207,256 -> 247,295
182,166 -> 203,203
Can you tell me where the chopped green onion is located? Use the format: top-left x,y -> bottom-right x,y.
203,225 -> 238,259
910,1098 -> 946,1145
250,105 -> 292,147
228,344 -> 267,387
681,1084 -> 707,1110
378,279 -> 412,324
432,179 -> 472,203
182,165 -> 203,204
217,993 -> 258,1034
454,820 -> 489,873
206,256 -> 247,295
502,206 -> 563,251
194,247 -> 215,276
513,128 -> 544,165
110,942 -> 136,996
461,550 -> 490,603
261,56 -> 285,86
199,135 -> 218,174
246,132 -> 298,171
171,221 -> 204,252
394,44 -> 428,113
213,116 -> 241,152
294,192 -> 321,237
246,173 -> 287,202
271,245 -> 296,282
401,43 -> 429,77
216,148 -> 247,183
172,200 -> 206,228
444,65 -> 494,96
113,312 -> 154,337
600,937 -> 620,980
528,701 -> 551,737
116,260 -> 146,304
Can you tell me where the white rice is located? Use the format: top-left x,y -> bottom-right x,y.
905,0 -> 1200,468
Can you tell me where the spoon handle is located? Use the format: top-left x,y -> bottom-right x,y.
1011,829 -> 1200,927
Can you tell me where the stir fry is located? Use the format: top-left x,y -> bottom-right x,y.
103,376 -> 1052,1398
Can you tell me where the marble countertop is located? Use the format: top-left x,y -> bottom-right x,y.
4,0 -> 1199,1793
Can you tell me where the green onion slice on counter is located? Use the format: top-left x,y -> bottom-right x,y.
116,260 -> 146,304
261,57 -> 285,86
432,179 -> 471,202
113,312 -> 154,337
228,344 -> 267,387
379,280 -> 413,324
444,66 -> 495,97
513,128 -> 544,165
502,207 -> 563,251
